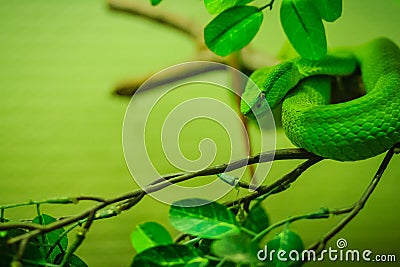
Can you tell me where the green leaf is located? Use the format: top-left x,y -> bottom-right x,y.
131,222 -> 173,253
150,0 -> 162,6
280,0 -> 326,60
169,198 -> 240,239
204,6 -> 263,57
242,203 -> 270,233
212,233 -> 260,264
314,0 -> 342,22
265,228 -> 304,267
204,0 -> 253,14
131,244 -> 208,267
32,214 -> 68,263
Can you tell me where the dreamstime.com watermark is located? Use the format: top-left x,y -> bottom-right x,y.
257,238 -> 397,263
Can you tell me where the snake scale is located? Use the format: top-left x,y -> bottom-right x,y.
240,38 -> 400,161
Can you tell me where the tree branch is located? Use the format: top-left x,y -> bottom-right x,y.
2,144 -> 398,264
3,148 -> 317,244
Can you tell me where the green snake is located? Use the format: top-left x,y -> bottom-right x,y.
240,37 -> 400,161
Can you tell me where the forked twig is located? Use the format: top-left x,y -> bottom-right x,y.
307,147 -> 396,253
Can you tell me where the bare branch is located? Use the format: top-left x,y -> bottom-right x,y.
4,148 -> 317,244
107,0 -> 201,40
111,48 -> 278,97
307,147 -> 395,253
112,63 -> 227,96
2,144 -> 398,264
60,209 -> 96,265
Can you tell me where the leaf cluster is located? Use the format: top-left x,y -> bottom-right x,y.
0,214 -> 87,267
202,0 -> 342,60
130,198 -> 304,267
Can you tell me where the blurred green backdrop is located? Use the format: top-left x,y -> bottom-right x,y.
0,0 -> 399,266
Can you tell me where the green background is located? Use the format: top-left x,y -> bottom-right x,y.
1,0 -> 399,266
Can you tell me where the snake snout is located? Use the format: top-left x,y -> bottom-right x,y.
240,100 -> 255,119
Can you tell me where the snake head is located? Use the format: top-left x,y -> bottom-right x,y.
240,74 -> 269,119
241,61 -> 297,119
240,91 -> 269,120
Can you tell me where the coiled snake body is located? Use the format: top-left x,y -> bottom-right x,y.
241,38 -> 400,161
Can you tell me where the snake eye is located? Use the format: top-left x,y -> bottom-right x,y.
259,92 -> 266,100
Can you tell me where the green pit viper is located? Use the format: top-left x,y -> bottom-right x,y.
240,37 -> 400,161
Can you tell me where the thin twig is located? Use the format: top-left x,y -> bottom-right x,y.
46,220 -> 84,261
224,156 -> 323,208
253,209 -> 330,242
307,147 -> 395,253
60,210 -> 96,266
174,157 -> 323,243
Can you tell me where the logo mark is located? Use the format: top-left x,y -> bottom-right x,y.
336,238 -> 348,249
